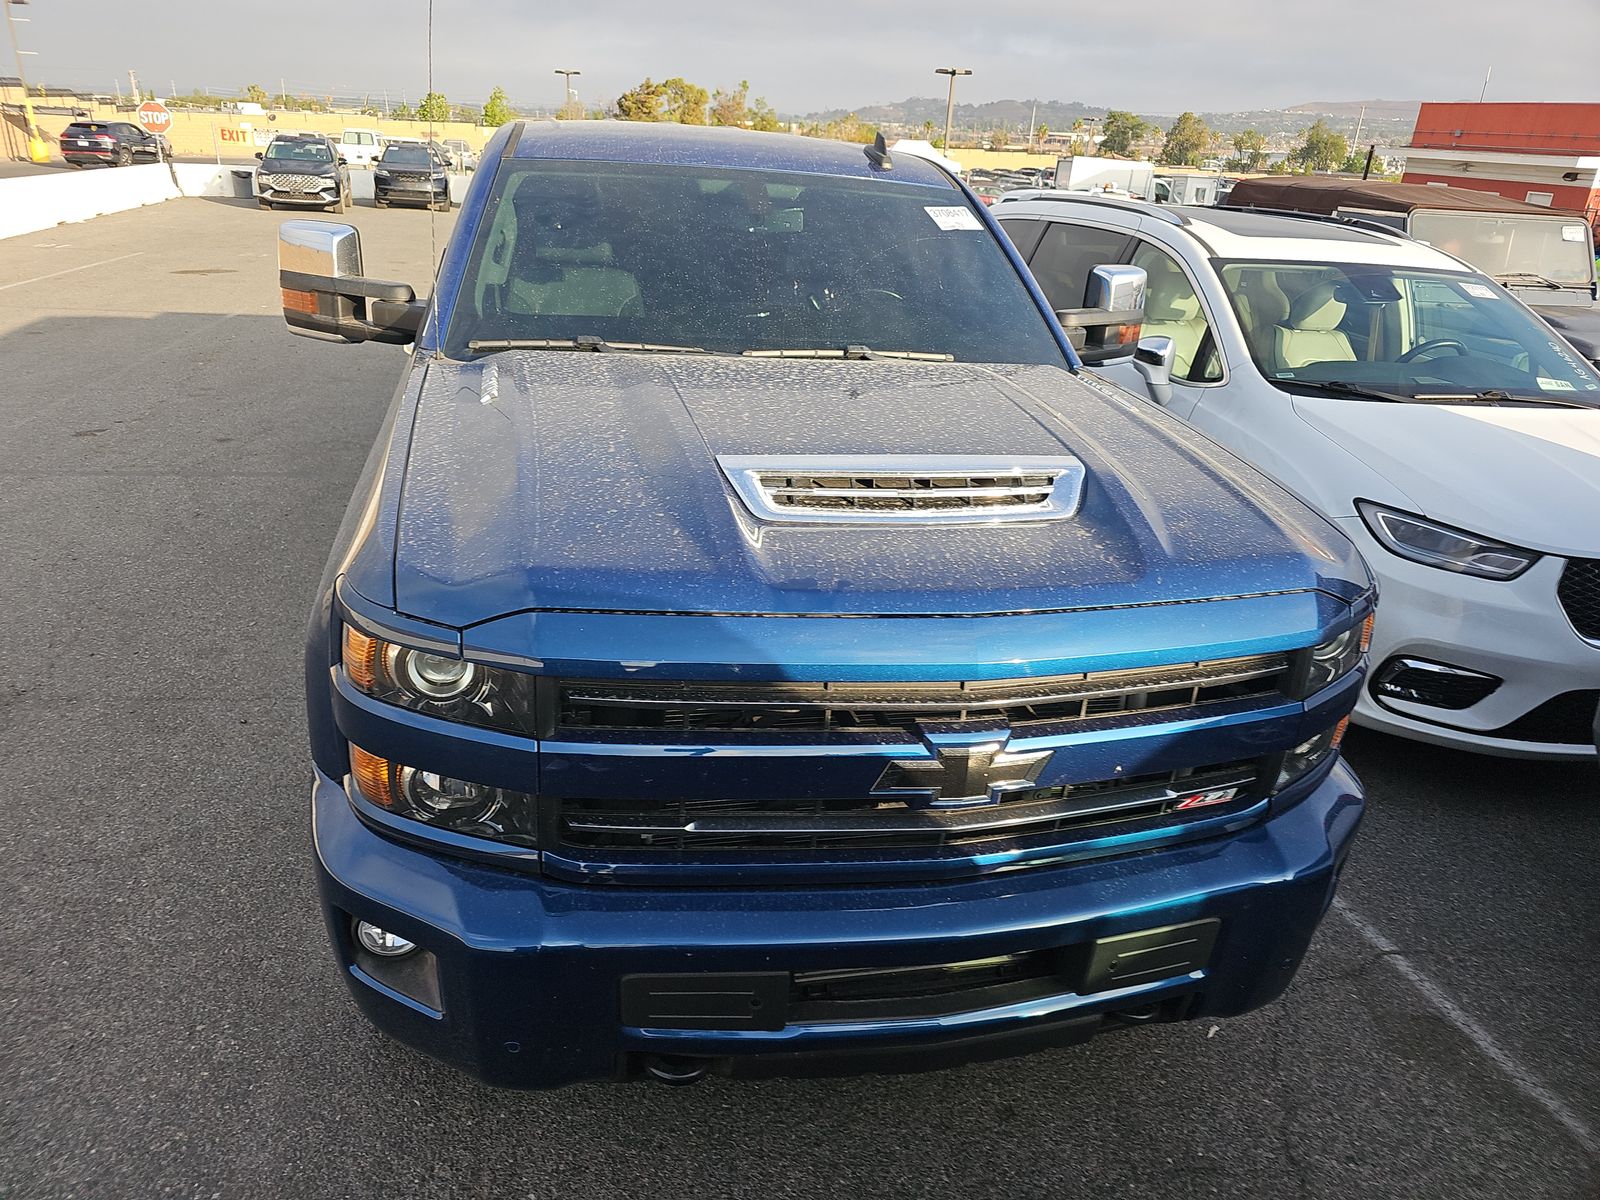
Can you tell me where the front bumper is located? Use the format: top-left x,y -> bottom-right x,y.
1338,518 -> 1600,760
312,757 -> 1363,1089
258,185 -> 341,207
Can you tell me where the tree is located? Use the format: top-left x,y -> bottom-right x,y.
661,77 -> 709,125
1160,111 -> 1210,166
1294,119 -> 1348,174
748,96 -> 781,133
919,119 -> 936,142
416,92 -> 451,122
1099,110 -> 1148,156
243,83 -> 269,106
483,86 -> 514,127
987,128 -> 1008,151
1035,122 -> 1049,150
390,103 -> 415,121
614,78 -> 668,122
1229,128 -> 1267,172
454,103 -> 481,124
711,80 -> 749,127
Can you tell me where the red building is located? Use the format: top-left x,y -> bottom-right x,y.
1401,102 -> 1600,231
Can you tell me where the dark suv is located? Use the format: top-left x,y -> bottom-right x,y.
59,121 -> 170,168
373,141 -> 452,210
255,134 -> 352,213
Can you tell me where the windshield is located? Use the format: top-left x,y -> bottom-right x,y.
443,159 -> 1063,362
381,146 -> 435,167
1216,259 -> 1600,404
264,141 -> 332,164
1410,211 -> 1595,286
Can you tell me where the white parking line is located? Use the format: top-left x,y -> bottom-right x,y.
1334,899 -> 1600,1160
0,251 -> 143,293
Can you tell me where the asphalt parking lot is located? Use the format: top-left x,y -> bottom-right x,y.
1,196 -> 1597,1200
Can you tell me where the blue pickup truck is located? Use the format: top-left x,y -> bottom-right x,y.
281,121 -> 1374,1089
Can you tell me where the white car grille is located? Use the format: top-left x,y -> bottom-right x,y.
261,174 -> 328,194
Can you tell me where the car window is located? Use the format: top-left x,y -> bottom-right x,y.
446,159 -> 1065,363
996,217 -> 1045,260
381,146 -> 435,167
1215,258 -> 1600,402
265,141 -> 333,163
1026,223 -> 1133,311
1129,242 -> 1222,383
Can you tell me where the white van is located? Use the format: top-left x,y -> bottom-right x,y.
338,128 -> 383,167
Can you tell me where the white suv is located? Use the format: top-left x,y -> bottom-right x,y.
996,193 -> 1600,759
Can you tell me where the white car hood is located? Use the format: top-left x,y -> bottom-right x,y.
1291,396 -> 1600,555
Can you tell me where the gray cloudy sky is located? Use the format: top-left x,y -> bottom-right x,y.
17,0 -> 1599,114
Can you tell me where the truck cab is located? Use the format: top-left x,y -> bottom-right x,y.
281,121 -> 1373,1089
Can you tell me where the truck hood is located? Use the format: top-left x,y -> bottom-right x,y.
391,355 -> 1365,624
1291,395 -> 1600,554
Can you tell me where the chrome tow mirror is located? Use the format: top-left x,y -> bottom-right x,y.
278,220 -> 425,345
1055,264 -> 1146,365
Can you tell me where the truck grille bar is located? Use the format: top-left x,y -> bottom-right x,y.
557,763 -> 1258,853
558,654 -> 1290,736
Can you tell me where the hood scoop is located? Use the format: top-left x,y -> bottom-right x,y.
717,455 -> 1086,525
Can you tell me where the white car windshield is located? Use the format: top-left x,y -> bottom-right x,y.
1216,259 -> 1600,405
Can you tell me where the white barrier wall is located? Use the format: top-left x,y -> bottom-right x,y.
0,163 -> 229,240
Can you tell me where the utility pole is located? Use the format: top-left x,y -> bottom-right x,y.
1479,65 -> 1492,103
128,68 -> 140,102
555,68 -> 580,116
1027,101 -> 1036,150
4,0 -> 48,162
934,66 -> 971,155
1351,104 -> 1366,151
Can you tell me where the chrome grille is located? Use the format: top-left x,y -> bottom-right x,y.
262,173 -> 327,194
558,654 -> 1290,736
558,762 -> 1258,853
718,455 -> 1086,524
1557,558 -> 1600,640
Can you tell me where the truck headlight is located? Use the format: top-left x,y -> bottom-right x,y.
342,625 -> 537,735
1358,501 -> 1538,580
1303,614 -> 1373,695
350,746 -> 538,844
1275,717 -> 1350,790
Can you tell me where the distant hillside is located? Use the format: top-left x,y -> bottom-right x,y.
799,95 -> 1421,143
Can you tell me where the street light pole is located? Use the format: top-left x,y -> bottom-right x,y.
4,0 -> 49,163
554,69 -> 580,117
934,67 -> 971,156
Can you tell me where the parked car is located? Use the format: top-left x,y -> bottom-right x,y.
1226,178 -> 1600,367
372,140 -> 451,210
995,193 -> 1600,759
277,121 -> 1373,1090
58,120 -> 169,168
337,127 -> 384,167
441,138 -> 478,171
255,133 -> 352,213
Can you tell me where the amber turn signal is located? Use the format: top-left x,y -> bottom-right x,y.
342,625 -> 380,692
281,287 -> 318,314
350,745 -> 396,809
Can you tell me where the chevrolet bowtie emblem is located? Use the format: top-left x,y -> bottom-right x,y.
871,726 -> 1051,810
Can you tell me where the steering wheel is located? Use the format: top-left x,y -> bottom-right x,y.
1397,338 -> 1469,363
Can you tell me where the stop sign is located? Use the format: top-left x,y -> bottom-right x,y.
136,100 -> 171,136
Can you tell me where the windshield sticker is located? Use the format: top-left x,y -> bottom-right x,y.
1459,282 -> 1498,299
925,206 -> 983,231
1537,377 -> 1578,392
1562,225 -> 1588,243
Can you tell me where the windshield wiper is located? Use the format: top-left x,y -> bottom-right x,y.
1273,378 -> 1409,403
1497,273 -> 1568,290
742,345 -> 955,361
466,336 -> 709,355
1411,389 -> 1593,409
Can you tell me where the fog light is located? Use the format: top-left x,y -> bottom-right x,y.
1372,656 -> 1501,710
355,920 -> 416,958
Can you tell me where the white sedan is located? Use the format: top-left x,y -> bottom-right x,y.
996,195 -> 1600,759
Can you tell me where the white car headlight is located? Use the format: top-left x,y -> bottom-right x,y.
1357,502 -> 1539,580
